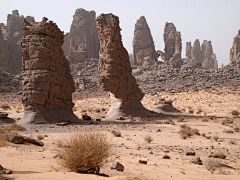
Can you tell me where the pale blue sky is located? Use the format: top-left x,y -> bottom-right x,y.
1,0 -> 240,66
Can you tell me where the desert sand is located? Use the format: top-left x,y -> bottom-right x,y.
0,91 -> 240,180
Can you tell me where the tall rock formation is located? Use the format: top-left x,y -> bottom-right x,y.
96,13 -> 151,118
230,30 -> 240,64
19,17 -> 78,125
157,22 -> 183,67
184,39 -> 216,69
0,29 -> 10,71
132,16 -> 157,66
62,8 -> 100,64
0,10 -> 35,74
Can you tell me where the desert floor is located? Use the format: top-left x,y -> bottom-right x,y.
0,90 -> 240,180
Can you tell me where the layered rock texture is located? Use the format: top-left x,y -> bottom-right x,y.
184,39 -> 217,69
62,8 -> 99,64
230,30 -> 240,65
20,17 -> 78,125
96,13 -> 150,118
157,22 -> 183,68
133,16 -> 157,66
0,10 -> 35,74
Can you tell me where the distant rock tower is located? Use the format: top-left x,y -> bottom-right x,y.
133,16 -> 157,66
20,17 -> 78,125
230,29 -> 240,64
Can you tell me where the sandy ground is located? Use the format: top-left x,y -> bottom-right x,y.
1,91 -> 240,180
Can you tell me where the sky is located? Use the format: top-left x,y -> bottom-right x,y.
1,0 -> 240,66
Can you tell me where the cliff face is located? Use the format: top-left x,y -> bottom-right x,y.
62,8 -> 100,64
0,10 -> 35,74
20,17 -> 78,125
133,16 -> 157,66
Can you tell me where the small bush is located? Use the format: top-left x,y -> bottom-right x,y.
144,135 -> 153,143
0,136 -> 7,147
228,139 -> 238,145
177,116 -> 185,122
196,108 -> 203,114
205,159 -> 220,174
56,130 -> 112,174
180,124 -> 187,129
223,129 -> 234,133
234,127 -> 239,132
0,123 -> 26,134
202,133 -> 206,137
171,121 -> 176,126
213,136 -> 219,142
188,110 -> 194,114
221,118 -> 233,125
111,130 -> 121,137
178,125 -> 200,139
231,110 -> 239,115
36,135 -> 44,140
202,118 -> 209,122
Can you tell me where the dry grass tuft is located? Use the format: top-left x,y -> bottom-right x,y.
228,139 -> 238,145
231,110 -> 239,115
202,133 -> 206,137
221,118 -> 233,125
56,130 -> 112,174
178,125 -> 200,139
204,159 -> 220,174
177,116 -> 185,122
36,135 -> 44,140
0,136 -> 7,147
202,117 -> 209,122
0,123 -> 26,134
196,108 -> 203,114
213,135 -> 219,142
144,135 -> 153,143
111,130 -> 121,137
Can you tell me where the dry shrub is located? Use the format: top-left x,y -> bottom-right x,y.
228,139 -> 238,145
221,118 -> 233,125
0,123 -> 26,134
178,125 -> 200,139
223,129 -> 234,133
72,107 -> 77,111
36,135 -> 44,140
177,116 -> 185,122
234,127 -> 240,132
214,150 -> 227,159
56,130 -> 112,174
16,109 -> 20,113
171,121 -> 176,125
202,117 -> 209,122
205,159 -> 220,174
196,108 -> 203,114
0,136 -> 7,147
231,110 -> 239,115
111,130 -> 121,137
213,135 -> 219,142
202,133 -> 206,137
188,110 -> 194,114
144,135 -> 153,143
44,134 -> 48,137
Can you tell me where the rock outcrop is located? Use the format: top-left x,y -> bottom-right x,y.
230,30 -> 240,65
184,39 -> 217,69
96,13 -> 150,118
19,17 -> 78,125
157,22 -> 183,67
132,16 -> 157,66
0,10 -> 35,74
62,8 -> 100,64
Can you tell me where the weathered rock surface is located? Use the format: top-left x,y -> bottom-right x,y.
230,29 -> 240,65
184,39 -> 217,69
0,10 -> 35,74
19,17 -> 78,125
133,16 -> 157,66
155,98 -> 180,113
0,112 -> 8,119
157,22 -> 183,67
96,13 -> 151,118
62,8 -> 99,64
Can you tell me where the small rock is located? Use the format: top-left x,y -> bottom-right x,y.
186,152 -> 196,156
119,117 -> 125,120
82,114 -> 91,120
139,160 -> 147,164
3,168 -> 12,174
96,118 -> 101,121
56,122 -> 69,126
190,157 -> 203,165
209,153 -> 226,159
111,162 -> 124,172
163,154 -> 170,159
52,155 -> 61,159
156,129 -> 162,132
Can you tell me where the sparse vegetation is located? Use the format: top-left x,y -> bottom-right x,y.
178,125 -> 200,139
202,133 -> 206,137
16,109 -> 20,113
205,159 -> 220,174
111,130 -> 121,137
213,135 -> 219,142
223,129 -> 234,133
144,135 -> 153,143
196,108 -> 203,114
0,123 -> 26,134
234,127 -> 239,132
56,130 -> 112,174
0,136 -> 7,147
231,110 -> 239,115
0,104 -> 11,110
221,118 -> 233,125
177,116 -> 185,122
228,139 -> 238,145
202,117 -> 209,122
36,135 -> 44,140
